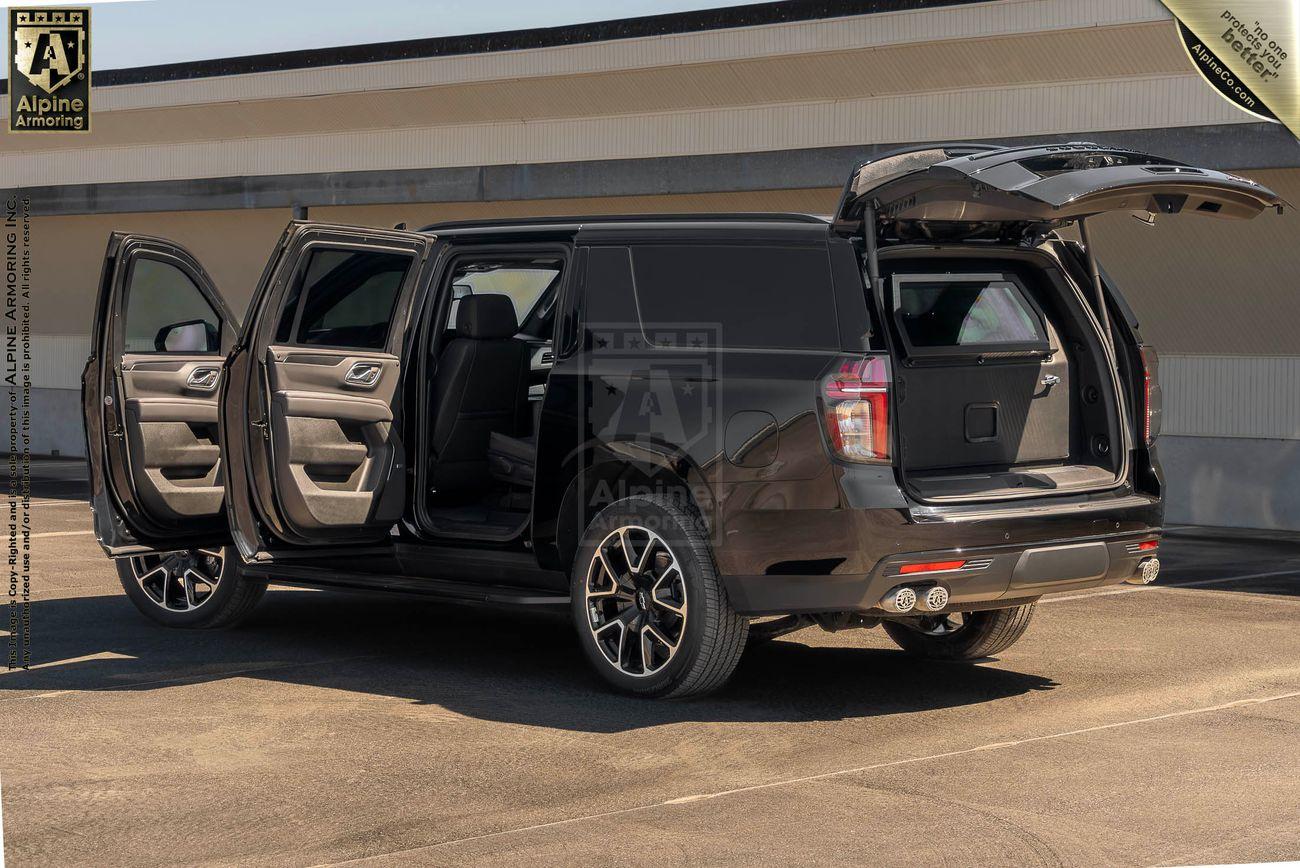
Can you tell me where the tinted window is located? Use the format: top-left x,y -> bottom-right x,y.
894,275 -> 1045,348
630,245 -> 838,349
288,249 -> 410,349
582,246 -> 640,328
123,257 -> 221,353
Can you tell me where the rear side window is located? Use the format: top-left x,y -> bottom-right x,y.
892,273 -> 1046,351
278,248 -> 411,349
123,256 -> 221,353
629,245 -> 838,350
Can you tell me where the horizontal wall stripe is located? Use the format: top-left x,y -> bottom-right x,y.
29,335 -> 91,390
0,75 -> 1245,188
6,122 -> 1295,218
0,21 -> 1186,155
1161,355 -> 1300,440
0,1 -> 990,95
0,0 -> 1170,115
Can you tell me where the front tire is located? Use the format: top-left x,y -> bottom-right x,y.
572,494 -> 748,698
116,546 -> 266,629
882,603 -> 1036,660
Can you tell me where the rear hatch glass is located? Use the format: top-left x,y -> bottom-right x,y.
894,273 -> 1048,354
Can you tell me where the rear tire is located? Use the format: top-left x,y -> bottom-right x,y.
882,603 -> 1036,660
572,493 -> 748,698
116,546 -> 266,629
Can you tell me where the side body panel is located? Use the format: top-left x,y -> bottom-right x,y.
531,224 -> 848,576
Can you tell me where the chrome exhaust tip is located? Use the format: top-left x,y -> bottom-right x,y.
915,584 -> 950,612
881,585 -> 917,613
1125,557 -> 1161,585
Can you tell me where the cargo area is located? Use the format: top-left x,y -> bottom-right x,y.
879,246 -> 1126,503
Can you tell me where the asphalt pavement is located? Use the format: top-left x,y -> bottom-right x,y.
2,461 -> 1298,866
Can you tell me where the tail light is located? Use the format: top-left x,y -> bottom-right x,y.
821,355 -> 891,463
1139,344 -> 1161,446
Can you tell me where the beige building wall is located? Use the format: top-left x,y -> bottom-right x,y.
1086,167 -> 1300,356
34,207 -> 293,334
31,169 -> 1300,379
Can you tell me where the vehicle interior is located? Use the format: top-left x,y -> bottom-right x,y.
419,251 -> 565,542
880,246 -> 1125,503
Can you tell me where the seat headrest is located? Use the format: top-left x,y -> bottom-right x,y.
455,294 -> 518,339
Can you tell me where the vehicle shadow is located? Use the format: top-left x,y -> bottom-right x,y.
26,459 -> 90,501
1160,532 -> 1300,599
3,590 -> 1056,732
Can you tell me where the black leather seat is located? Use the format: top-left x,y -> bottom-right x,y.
429,295 -> 531,492
487,430 -> 536,488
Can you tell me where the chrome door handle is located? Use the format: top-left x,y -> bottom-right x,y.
1040,374 -> 1061,387
186,367 -> 221,392
344,361 -> 383,388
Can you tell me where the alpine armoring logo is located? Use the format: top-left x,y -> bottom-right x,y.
9,7 -> 91,133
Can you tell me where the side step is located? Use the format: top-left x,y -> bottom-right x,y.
241,563 -> 570,608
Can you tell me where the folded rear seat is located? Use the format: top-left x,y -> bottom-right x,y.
487,432 -> 536,488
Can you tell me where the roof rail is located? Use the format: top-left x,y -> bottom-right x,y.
419,212 -> 830,232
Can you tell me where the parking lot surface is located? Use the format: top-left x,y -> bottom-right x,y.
3,463 -> 1299,866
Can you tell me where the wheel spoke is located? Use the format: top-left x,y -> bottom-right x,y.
650,572 -> 686,616
624,528 -> 655,575
182,569 -> 203,609
587,560 -> 619,598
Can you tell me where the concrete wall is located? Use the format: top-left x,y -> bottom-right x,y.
1160,436 -> 1300,531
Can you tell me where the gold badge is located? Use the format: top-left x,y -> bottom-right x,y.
8,7 -> 91,133
1161,0 -> 1295,138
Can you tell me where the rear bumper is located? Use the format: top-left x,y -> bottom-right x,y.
719,493 -> 1163,616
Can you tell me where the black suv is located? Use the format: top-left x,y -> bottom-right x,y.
83,144 -> 1283,697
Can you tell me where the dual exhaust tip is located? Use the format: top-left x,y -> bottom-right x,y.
1125,557 -> 1161,585
880,583 -> 949,614
884,556 -> 1162,610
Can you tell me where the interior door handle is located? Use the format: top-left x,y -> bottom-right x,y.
186,367 -> 221,392
1040,374 -> 1061,387
344,361 -> 383,388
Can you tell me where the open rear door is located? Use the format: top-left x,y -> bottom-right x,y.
833,143 -> 1285,237
222,223 -> 436,561
83,233 -> 238,555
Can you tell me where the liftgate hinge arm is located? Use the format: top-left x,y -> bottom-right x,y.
1075,217 -> 1114,350
862,200 -> 887,332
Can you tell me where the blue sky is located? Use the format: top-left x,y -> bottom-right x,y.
3,0 -> 766,72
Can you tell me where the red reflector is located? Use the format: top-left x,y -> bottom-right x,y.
1137,540 -> 1159,551
899,560 -> 966,574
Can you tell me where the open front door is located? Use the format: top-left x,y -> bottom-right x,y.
222,223 -> 435,561
83,233 -> 238,555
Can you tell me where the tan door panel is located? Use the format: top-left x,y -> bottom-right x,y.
265,348 -> 403,530
119,355 -> 226,521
